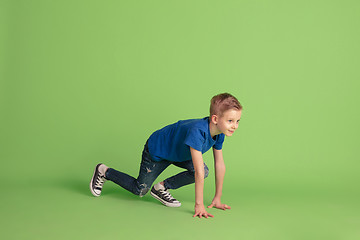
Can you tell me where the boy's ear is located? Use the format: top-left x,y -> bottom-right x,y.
211,114 -> 219,125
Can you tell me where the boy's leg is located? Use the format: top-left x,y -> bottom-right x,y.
162,160 -> 209,190
149,160 -> 208,207
105,143 -> 170,197
106,157 -> 169,197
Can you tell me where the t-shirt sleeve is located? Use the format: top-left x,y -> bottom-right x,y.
213,133 -> 225,150
184,128 -> 205,152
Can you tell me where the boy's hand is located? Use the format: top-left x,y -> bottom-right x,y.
193,204 -> 214,218
208,198 -> 231,210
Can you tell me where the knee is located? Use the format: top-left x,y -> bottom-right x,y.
137,183 -> 150,197
204,165 -> 209,179
189,165 -> 209,179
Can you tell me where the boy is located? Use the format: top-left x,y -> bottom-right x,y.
90,93 -> 242,218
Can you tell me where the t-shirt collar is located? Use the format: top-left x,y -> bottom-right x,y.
204,116 -> 217,142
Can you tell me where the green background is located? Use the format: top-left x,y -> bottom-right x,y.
1,0 -> 360,239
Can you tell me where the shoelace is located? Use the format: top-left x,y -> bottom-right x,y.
95,174 -> 105,188
159,189 -> 177,202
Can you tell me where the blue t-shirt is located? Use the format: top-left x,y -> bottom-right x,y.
147,117 -> 225,162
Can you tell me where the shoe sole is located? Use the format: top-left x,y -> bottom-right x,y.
150,191 -> 181,207
90,164 -> 102,197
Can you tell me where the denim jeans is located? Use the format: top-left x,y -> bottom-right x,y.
105,141 -> 209,197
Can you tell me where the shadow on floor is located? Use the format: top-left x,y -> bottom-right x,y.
47,176 -> 195,216
49,176 -> 159,204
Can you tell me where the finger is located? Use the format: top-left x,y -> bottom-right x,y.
208,204 -> 214,208
208,213 -> 214,218
225,205 -> 231,209
218,205 -> 225,210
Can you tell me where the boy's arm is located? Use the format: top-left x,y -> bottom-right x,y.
208,148 -> 231,210
190,147 -> 214,218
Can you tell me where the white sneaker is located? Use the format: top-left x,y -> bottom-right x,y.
90,163 -> 107,197
150,185 -> 181,207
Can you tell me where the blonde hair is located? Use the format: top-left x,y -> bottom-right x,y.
210,93 -> 242,117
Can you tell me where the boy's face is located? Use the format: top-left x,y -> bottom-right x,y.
214,109 -> 242,136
